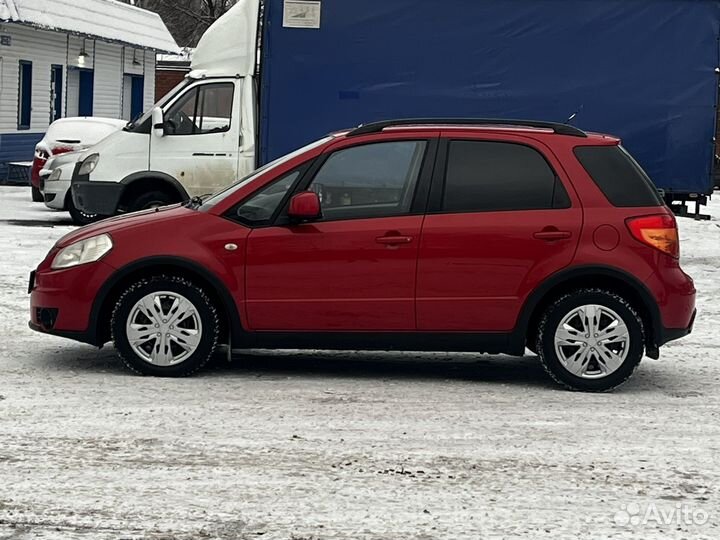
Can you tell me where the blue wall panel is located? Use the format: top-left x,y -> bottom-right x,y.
0,132 -> 44,182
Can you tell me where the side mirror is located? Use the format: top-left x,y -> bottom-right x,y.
151,107 -> 165,137
288,191 -> 322,221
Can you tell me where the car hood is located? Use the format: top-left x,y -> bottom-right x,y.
55,204 -> 190,248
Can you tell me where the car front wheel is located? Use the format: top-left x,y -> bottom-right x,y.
536,288 -> 644,392
111,275 -> 219,376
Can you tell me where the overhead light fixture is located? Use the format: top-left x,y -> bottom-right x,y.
78,39 -> 88,66
132,49 -> 141,66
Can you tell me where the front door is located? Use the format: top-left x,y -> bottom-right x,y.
150,80 -> 239,197
416,135 -> 583,332
244,138 -> 435,331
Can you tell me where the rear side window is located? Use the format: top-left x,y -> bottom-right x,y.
574,145 -> 662,207
442,141 -> 569,212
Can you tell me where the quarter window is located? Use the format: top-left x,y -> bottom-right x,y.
307,141 -> 427,221
442,140 -> 569,212
164,83 -> 234,135
232,170 -> 301,225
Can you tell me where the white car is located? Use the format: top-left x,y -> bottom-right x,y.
41,152 -> 100,225
32,117 -> 126,202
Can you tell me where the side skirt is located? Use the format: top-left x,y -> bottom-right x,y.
239,331 -> 516,355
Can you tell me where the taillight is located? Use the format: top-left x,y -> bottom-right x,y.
626,214 -> 679,258
50,145 -> 75,156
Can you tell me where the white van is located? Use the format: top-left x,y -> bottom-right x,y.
71,0 -> 259,215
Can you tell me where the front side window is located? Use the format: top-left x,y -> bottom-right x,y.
307,141 -> 427,221
442,140 -> 569,213
164,83 -> 234,136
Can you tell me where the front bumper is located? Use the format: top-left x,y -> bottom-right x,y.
29,260 -> 116,346
71,163 -> 124,215
42,179 -> 70,210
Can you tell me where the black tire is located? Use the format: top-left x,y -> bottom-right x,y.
67,193 -> 102,225
129,190 -> 178,212
111,275 -> 219,377
536,288 -> 644,392
31,186 -> 43,202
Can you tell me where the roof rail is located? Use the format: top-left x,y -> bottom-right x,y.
347,118 -> 588,138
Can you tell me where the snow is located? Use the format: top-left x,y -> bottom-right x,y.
0,185 -> 718,539
0,0 -> 178,53
37,117 -> 126,154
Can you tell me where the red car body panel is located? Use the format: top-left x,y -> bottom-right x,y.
29,124 -> 696,355
246,215 -> 423,331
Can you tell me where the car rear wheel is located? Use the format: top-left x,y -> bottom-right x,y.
536,288 -> 644,392
31,186 -> 43,202
111,275 -> 219,376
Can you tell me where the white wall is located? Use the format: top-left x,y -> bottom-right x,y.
0,24 -> 67,133
144,49 -> 156,112
94,41 -> 123,118
0,24 -> 159,134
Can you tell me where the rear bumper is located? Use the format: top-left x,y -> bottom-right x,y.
71,163 -> 123,215
658,308 -> 696,346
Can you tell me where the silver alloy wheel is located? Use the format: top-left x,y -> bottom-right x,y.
553,304 -> 630,379
125,291 -> 202,366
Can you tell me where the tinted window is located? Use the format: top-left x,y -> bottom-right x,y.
232,170 -> 301,225
574,145 -> 662,207
164,83 -> 233,135
308,141 -> 427,220
442,141 -> 566,212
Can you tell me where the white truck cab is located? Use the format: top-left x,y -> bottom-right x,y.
72,0 -> 259,215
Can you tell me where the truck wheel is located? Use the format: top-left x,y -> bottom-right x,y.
111,275 -> 219,377
67,194 -> 101,225
130,190 -> 178,211
31,186 -> 43,202
536,289 -> 644,392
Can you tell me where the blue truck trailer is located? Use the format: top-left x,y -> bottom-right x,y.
259,0 -> 719,206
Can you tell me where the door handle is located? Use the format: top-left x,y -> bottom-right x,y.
533,228 -> 572,241
376,234 -> 414,245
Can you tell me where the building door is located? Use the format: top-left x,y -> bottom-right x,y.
78,69 -> 94,116
50,65 -> 63,122
130,75 -> 144,119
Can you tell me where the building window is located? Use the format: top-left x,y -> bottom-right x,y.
18,60 -> 32,130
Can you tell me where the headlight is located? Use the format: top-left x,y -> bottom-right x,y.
51,234 -> 113,270
48,168 -> 62,182
78,153 -> 100,176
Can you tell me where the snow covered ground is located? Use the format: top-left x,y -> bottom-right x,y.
0,186 -> 718,539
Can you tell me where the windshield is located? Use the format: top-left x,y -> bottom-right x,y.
199,137 -> 334,210
124,79 -> 192,132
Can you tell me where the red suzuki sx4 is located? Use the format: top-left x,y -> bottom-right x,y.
29,119 -> 696,391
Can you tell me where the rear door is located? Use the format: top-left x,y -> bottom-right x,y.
416,133 -> 582,332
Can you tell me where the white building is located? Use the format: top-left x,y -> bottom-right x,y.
0,0 -> 178,178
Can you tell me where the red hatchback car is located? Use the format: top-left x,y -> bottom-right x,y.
29,119 -> 696,391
